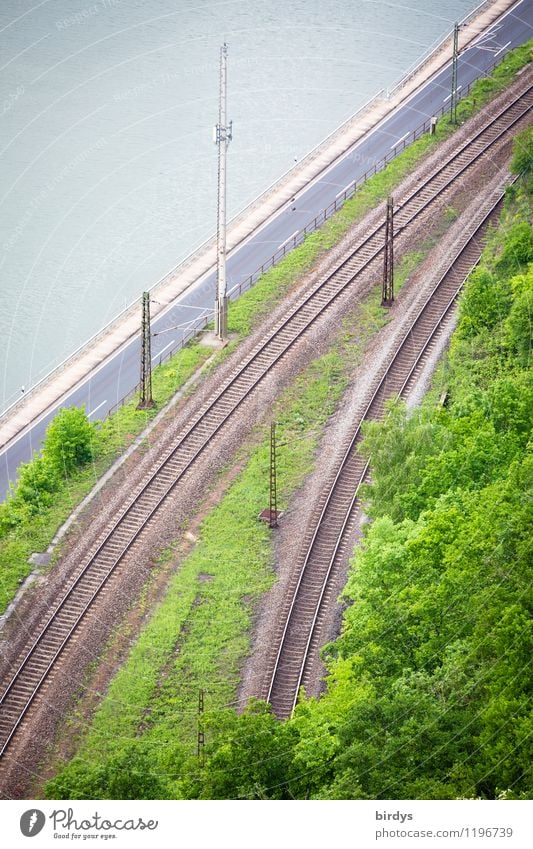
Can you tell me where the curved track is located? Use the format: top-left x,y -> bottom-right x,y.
265,182 -> 514,718
0,82 -> 531,755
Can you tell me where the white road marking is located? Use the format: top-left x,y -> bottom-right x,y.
87,400 -> 107,419
152,339 -> 175,362
495,40 -> 512,56
462,22 -> 505,51
391,131 -> 409,148
0,0 -> 524,464
443,85 -> 462,103
336,184 -> 353,198
277,230 -> 299,250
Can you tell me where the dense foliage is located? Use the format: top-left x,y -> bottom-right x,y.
194,162 -> 532,802
0,407 -> 95,536
183,166 -> 532,801
46,131 -> 532,800
2,42 -> 530,619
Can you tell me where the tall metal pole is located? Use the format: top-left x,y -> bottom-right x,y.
214,43 -> 232,340
450,22 -> 459,125
138,291 -> 154,408
269,421 -> 278,529
197,688 -> 205,765
381,196 -> 394,307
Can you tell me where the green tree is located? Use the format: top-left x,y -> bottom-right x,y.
43,406 -> 95,477
510,126 -> 533,177
456,267 -> 511,339
15,454 -> 59,512
504,267 -> 532,367
47,746 -> 170,799
0,454 -> 59,535
494,221 -> 533,276
179,702 -> 298,800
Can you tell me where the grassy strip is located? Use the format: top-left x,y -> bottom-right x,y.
0,345 -> 211,613
44,204 -> 461,798
2,40 -> 530,616
45,344 -> 350,797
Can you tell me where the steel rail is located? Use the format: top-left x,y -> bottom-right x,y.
265,181 -> 513,718
0,87 -> 529,756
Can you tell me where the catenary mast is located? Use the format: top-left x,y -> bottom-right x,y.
214,43 -> 232,340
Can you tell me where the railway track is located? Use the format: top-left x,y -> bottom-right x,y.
0,82 -> 530,757
264,181 -> 514,719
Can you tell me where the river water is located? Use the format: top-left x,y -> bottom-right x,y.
0,0 -> 478,413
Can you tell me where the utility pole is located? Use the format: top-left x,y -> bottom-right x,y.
137,291 -> 154,408
269,421 -> 278,529
258,421 -> 280,527
381,196 -> 394,306
214,43 -> 232,340
197,688 -> 205,765
450,22 -> 459,125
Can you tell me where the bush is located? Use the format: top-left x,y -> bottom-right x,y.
511,127 -> 533,177
505,267 -> 533,367
0,407 -> 94,538
457,267 -> 511,338
43,406 -> 95,477
494,221 -> 533,275
15,454 -> 59,513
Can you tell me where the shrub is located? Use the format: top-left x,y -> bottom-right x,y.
511,126 -> 533,177
43,406 -> 95,477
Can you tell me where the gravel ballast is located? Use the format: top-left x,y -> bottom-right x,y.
0,67 -> 530,798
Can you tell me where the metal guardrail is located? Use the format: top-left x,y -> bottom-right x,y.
462,0 -> 501,27
107,314 -> 211,415
107,52 -> 509,418
387,0 -> 496,97
1,9 -> 514,425
0,91 -> 387,423
0,1 -> 503,422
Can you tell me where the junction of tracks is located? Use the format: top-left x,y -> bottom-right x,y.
0,55 -> 531,797
1,0 -> 531,500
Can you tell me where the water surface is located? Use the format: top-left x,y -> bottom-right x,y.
0,0 -> 478,411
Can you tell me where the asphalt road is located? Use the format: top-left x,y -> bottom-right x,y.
1,0 -> 531,501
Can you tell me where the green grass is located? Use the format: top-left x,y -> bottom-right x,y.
45,342 -> 350,796
2,39 -> 531,616
0,344 -> 212,613
44,203 -> 464,797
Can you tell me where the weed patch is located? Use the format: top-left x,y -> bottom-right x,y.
2,41 -> 530,615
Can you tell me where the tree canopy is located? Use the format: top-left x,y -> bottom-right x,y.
46,141 -> 532,802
